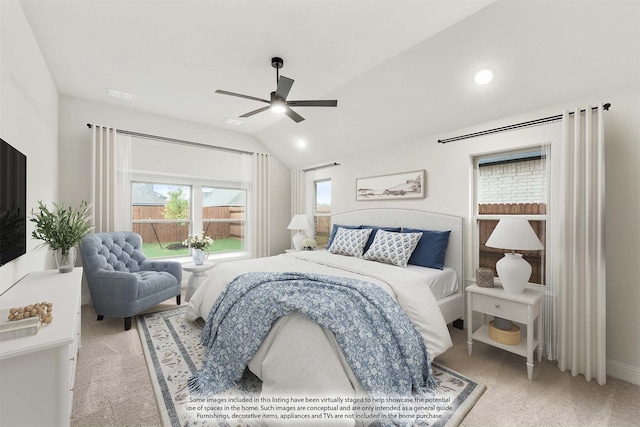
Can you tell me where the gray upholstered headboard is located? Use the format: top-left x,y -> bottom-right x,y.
331,209 -> 463,283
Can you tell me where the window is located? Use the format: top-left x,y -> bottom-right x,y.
131,183 -> 247,259
130,137 -> 249,260
202,187 -> 246,253
131,183 -> 191,258
314,180 -> 331,247
474,149 -> 547,285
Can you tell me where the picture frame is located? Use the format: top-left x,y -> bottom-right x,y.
356,170 -> 425,201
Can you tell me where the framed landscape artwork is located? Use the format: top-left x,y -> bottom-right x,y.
356,170 -> 425,201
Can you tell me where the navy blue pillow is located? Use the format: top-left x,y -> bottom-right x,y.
403,228 -> 451,270
327,224 -> 361,248
362,226 -> 402,253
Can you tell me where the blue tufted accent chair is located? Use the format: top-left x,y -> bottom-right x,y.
80,231 -> 182,330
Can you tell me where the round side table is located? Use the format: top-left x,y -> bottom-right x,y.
182,261 -> 215,302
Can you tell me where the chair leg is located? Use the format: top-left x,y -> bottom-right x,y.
124,316 -> 132,331
97,315 -> 104,321
176,295 -> 181,305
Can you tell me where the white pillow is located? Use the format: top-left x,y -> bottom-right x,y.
363,229 -> 423,268
328,227 -> 372,258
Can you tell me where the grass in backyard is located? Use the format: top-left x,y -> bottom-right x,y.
142,237 -> 243,259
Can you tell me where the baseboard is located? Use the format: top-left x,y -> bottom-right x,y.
607,358 -> 640,385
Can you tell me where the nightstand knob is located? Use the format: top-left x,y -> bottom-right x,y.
495,303 -> 500,308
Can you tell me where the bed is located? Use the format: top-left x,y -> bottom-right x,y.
330,208 -> 464,326
185,208 -> 463,411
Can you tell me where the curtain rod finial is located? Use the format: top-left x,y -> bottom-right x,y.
86,123 -> 92,128
603,103 -> 611,111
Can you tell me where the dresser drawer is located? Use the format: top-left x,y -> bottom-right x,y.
472,293 -> 528,323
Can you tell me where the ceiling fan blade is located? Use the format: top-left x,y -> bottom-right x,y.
274,76 -> 294,100
215,89 -> 270,104
240,105 -> 271,118
284,106 -> 305,123
287,100 -> 338,107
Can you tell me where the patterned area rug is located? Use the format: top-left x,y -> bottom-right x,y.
138,306 -> 485,427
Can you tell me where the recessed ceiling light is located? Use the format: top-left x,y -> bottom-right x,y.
297,140 -> 306,149
223,118 -> 243,126
473,68 -> 494,85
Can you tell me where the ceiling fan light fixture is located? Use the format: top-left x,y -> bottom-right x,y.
271,100 -> 286,114
216,57 -> 337,123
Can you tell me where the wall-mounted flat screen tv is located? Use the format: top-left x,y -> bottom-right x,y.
0,138 -> 27,266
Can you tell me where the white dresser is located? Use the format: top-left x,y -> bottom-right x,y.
0,268 -> 82,427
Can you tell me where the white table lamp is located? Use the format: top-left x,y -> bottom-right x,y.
287,214 -> 311,251
485,217 -> 544,293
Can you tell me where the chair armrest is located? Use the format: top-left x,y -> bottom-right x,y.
139,260 -> 183,283
85,270 -> 139,311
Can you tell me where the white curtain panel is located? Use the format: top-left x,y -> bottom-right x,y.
291,170 -> 305,216
543,138 -> 556,362
549,105 -> 606,384
291,169 -> 306,240
250,153 -> 270,258
90,126 -> 132,233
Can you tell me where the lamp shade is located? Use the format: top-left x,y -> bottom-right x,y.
485,218 -> 544,251
287,214 -> 311,230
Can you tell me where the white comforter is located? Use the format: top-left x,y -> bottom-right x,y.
185,251 -> 452,404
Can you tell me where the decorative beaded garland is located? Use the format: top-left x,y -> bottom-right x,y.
7,302 -> 53,324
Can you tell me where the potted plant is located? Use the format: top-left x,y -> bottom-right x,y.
30,200 -> 92,273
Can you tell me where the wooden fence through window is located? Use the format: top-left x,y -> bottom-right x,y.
132,206 -> 245,245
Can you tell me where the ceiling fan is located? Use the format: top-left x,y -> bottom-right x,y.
215,57 -> 337,123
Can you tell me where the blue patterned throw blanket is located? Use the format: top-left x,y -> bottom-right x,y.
188,272 -> 436,397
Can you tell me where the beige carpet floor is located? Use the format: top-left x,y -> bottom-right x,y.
71,294 -> 640,427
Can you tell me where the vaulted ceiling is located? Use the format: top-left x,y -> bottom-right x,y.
20,0 -> 640,169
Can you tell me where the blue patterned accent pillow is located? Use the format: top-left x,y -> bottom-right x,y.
403,228 -> 451,270
328,227 -> 372,258
363,229 -> 422,268
326,224 -> 361,248
362,226 -> 402,253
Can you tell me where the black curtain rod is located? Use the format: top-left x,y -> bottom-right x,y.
302,162 -> 341,172
86,124 -> 255,155
437,103 -> 611,144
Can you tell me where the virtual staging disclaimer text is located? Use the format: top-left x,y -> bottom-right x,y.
187,395 -> 453,422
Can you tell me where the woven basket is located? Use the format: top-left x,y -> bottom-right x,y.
489,321 -> 521,345
475,267 -> 494,288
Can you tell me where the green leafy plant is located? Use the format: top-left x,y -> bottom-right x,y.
30,200 -> 93,254
163,188 -> 189,220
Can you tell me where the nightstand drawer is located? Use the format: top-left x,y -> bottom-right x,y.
473,293 -> 527,322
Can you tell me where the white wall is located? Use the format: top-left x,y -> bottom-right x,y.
310,84 -> 639,384
0,0 -> 59,293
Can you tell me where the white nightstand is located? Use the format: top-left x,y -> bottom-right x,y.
182,261 -> 215,302
466,284 -> 543,379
